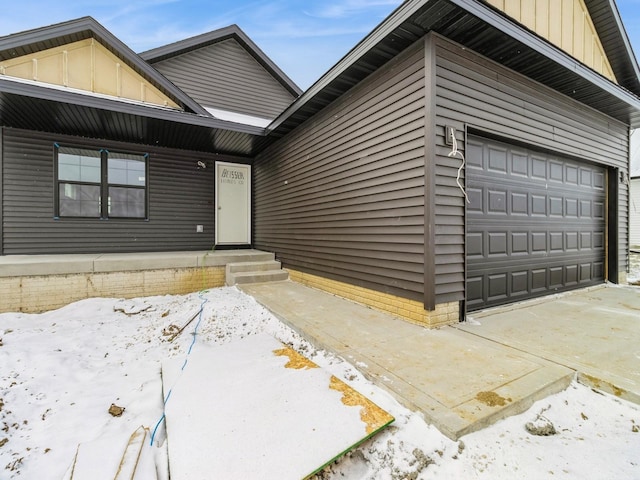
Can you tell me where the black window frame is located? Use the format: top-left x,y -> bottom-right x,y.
54,144 -> 149,220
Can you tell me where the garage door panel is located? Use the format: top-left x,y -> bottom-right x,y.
466,258 -> 604,310
466,136 -> 605,310
468,252 -> 603,272
470,182 -> 603,220
466,229 -> 605,259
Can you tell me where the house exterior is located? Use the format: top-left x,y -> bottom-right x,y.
1,0 -> 640,324
632,175 -> 640,248
630,130 -> 640,248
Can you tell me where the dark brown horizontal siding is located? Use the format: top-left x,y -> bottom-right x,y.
153,39 -> 296,119
1,127 -> 236,255
254,40 -> 426,301
433,34 -> 630,303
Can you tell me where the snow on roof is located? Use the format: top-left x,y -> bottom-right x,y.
204,106 -> 272,128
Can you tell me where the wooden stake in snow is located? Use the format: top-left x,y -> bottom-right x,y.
162,310 -> 201,342
114,426 -> 148,480
63,426 -> 155,480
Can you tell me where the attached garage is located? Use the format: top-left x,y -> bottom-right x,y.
465,135 -> 607,310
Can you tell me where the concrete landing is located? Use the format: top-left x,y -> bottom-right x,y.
458,285 -> 640,404
0,249 -> 273,277
240,281 -> 573,440
0,249 -> 282,313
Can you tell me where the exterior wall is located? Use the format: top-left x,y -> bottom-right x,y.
631,177 -> 640,248
152,38 -> 296,119
432,33 -> 630,303
253,39 -> 427,304
0,127 -> 241,255
0,266 -> 225,313
254,31 -> 629,321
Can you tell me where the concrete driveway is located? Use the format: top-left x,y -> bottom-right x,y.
242,281 -> 640,440
458,285 -> 640,404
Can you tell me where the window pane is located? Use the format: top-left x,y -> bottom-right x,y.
58,148 -> 101,183
59,183 -> 100,217
108,153 -> 146,186
108,187 -> 145,218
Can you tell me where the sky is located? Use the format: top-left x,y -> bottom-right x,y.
0,0 -> 639,91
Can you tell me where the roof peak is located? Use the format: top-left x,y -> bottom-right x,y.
139,23 -> 301,97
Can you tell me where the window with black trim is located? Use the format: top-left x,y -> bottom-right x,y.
55,145 -> 148,219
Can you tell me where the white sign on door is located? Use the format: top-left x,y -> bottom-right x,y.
215,162 -> 251,245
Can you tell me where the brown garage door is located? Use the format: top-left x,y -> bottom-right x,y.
466,135 -> 606,311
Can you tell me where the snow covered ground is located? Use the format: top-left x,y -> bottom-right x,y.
1,287 -> 639,479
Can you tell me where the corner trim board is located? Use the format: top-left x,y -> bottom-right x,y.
424,33 -> 437,311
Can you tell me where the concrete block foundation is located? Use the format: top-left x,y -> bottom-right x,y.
0,250 -> 272,313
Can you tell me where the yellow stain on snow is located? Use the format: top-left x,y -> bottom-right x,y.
273,345 -> 394,434
329,376 -> 394,434
273,347 -> 319,370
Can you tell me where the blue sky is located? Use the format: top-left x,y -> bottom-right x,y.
0,0 -> 639,90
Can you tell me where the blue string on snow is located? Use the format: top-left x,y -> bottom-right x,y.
150,291 -> 208,446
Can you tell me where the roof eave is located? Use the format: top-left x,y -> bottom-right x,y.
448,0 -> 640,121
584,0 -> 640,94
267,0 -> 425,134
0,16 -> 211,117
0,77 -> 265,135
267,0 -> 640,134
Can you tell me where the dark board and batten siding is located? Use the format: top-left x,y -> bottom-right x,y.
432,33 -> 630,305
1,128 -> 233,255
253,40 -> 427,302
152,39 -> 296,119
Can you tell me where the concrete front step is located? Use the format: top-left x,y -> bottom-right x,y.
224,254 -> 289,286
226,269 -> 289,285
226,260 -> 282,275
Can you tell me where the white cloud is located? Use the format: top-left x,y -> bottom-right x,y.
304,0 -> 402,19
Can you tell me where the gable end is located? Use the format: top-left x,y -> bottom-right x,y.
485,0 -> 616,82
151,37 -> 296,119
0,38 -> 181,109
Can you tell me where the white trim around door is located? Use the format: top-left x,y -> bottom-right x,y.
215,161 -> 251,245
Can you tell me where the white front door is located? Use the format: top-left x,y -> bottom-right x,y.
215,162 -> 251,245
